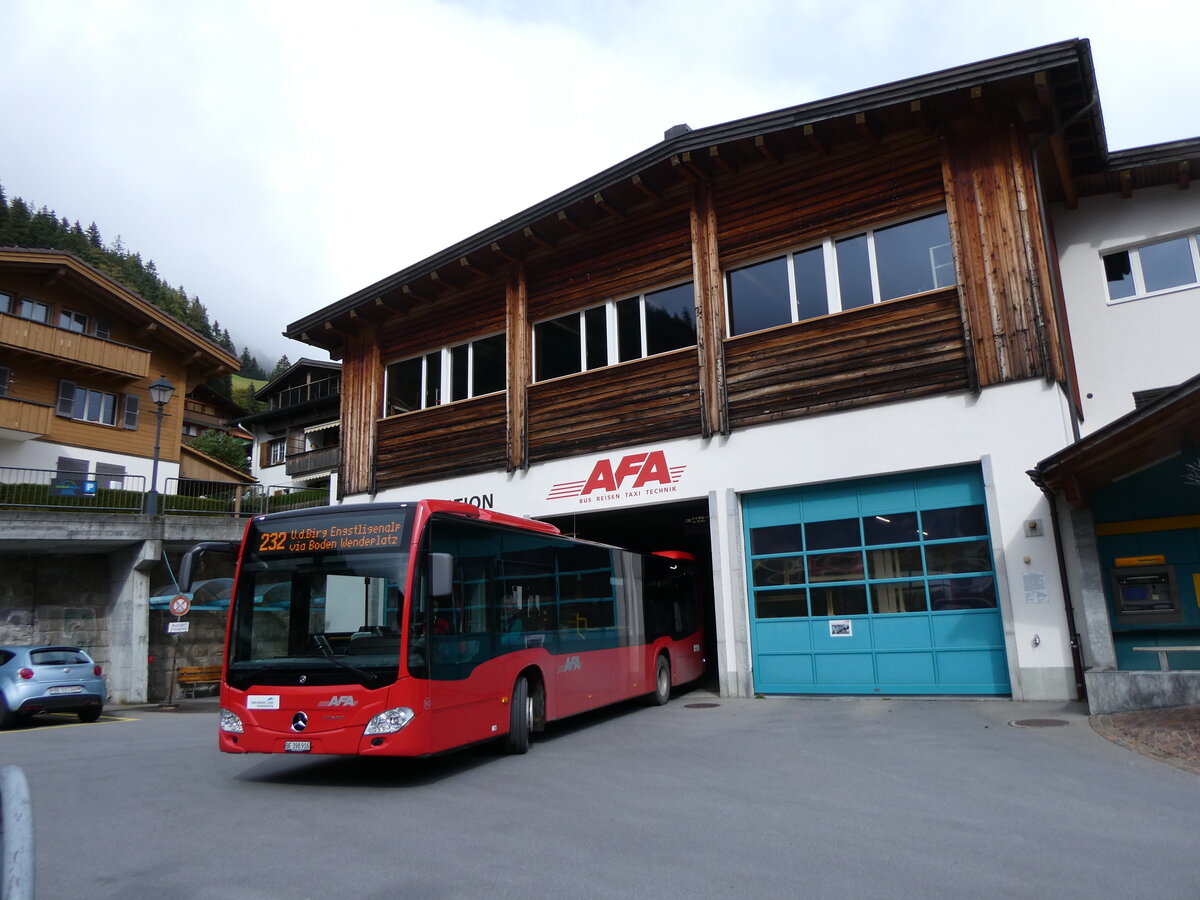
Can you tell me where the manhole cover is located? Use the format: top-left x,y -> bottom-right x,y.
684,702 -> 720,709
1008,718 -> 1070,728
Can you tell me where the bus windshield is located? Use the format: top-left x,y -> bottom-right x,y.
227,509 -> 412,689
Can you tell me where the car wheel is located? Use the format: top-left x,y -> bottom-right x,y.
77,704 -> 103,724
504,676 -> 531,755
650,654 -> 671,706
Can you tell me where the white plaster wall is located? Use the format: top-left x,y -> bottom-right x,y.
1051,185 -> 1200,434
0,438 -> 179,490
352,378 -> 1081,699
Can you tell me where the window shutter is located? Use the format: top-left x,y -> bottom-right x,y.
56,380 -> 78,417
259,441 -> 270,468
122,394 -> 141,429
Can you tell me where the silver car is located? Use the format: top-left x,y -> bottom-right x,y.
0,645 -> 106,727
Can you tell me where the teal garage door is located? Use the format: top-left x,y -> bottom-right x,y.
745,466 -> 1010,695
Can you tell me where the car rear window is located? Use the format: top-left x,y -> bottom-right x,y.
0,651 -> 13,665
30,649 -> 90,666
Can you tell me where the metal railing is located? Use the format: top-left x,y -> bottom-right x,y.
268,376 -> 340,411
0,466 -> 329,516
0,466 -> 146,511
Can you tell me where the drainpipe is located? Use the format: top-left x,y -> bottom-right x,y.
1029,469 -> 1087,701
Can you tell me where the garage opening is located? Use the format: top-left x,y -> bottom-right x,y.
541,499 -> 719,691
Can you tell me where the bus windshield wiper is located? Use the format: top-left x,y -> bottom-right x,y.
311,635 -> 378,684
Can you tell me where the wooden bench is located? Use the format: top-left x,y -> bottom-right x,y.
1131,646 -> 1200,671
176,664 -> 222,697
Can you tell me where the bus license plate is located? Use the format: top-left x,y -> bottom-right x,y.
283,741 -> 311,753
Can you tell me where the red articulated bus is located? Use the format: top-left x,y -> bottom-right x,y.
184,500 -> 704,757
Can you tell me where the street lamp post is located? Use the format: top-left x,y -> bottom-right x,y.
144,376 -> 175,515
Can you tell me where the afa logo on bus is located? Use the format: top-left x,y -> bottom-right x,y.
546,450 -> 686,501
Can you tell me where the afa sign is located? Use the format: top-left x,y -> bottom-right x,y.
547,450 -> 686,504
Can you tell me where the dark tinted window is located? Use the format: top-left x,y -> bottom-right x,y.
728,256 -> 790,335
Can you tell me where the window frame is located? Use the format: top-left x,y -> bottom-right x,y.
55,379 -> 123,426
531,279 -> 696,383
1101,231 -> 1200,304
383,331 -> 507,416
725,210 -> 954,338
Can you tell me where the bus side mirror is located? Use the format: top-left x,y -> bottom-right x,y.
178,541 -> 239,591
429,552 -> 454,599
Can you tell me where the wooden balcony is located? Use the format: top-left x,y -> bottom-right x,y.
0,313 -> 151,378
0,396 -> 53,439
286,445 -> 340,478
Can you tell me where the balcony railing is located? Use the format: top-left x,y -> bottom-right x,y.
286,446 -> 340,477
0,466 -> 329,516
0,313 -> 151,377
269,376 -> 340,411
0,396 -> 53,437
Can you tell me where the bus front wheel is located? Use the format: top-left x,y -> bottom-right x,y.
505,676 -> 532,755
651,654 -> 671,706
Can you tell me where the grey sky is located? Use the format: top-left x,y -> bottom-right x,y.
3,0 -> 1195,365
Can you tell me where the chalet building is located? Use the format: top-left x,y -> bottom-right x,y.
0,248 -> 239,495
283,40 -> 1199,707
239,358 -> 340,495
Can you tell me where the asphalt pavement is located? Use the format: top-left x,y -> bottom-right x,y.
2,690 -> 1198,899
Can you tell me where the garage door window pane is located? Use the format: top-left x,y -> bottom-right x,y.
810,584 -> 868,616
922,505 -> 987,540
805,518 -> 860,550
929,576 -> 996,610
871,581 -> 928,614
755,589 -> 809,619
806,551 -> 863,583
752,556 -> 805,587
867,546 -> 923,579
750,524 -> 804,555
925,540 -> 991,575
863,512 -> 920,545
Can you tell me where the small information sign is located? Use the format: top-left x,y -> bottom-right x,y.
167,621 -> 190,634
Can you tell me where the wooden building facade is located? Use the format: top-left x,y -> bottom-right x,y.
286,41 -> 1115,701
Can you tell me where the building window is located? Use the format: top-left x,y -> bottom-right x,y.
0,366 -> 9,398
268,438 -> 286,466
1103,233 -> 1200,302
532,281 -> 696,382
55,379 -> 124,426
0,291 -> 10,314
17,298 -> 51,323
384,333 -> 506,415
727,211 -> 954,337
58,309 -> 88,333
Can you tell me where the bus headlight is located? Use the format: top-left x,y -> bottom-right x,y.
364,707 -> 415,735
219,708 -> 244,734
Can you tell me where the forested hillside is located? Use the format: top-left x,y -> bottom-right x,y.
0,182 -> 289,396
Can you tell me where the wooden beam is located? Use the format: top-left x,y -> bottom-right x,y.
631,174 -> 661,201
754,134 -> 780,165
556,209 -> 585,234
803,124 -> 828,156
490,241 -> 521,264
688,178 -> 729,438
401,284 -> 429,304
505,265 -> 529,472
349,304 -> 387,325
1034,71 -> 1053,110
708,146 -> 737,175
855,112 -> 879,146
970,85 -> 988,121
593,192 -> 623,218
458,256 -> 487,279
1120,169 -> 1133,199
909,99 -> 932,133
671,152 -> 704,181
1049,132 -> 1079,209
1180,160 -> 1191,190
522,225 -> 553,250
429,268 -> 461,290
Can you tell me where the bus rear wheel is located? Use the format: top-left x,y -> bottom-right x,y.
505,676 -> 532,755
650,654 -> 671,706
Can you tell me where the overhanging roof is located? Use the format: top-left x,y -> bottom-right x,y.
286,39 -> 1103,352
1031,373 -> 1200,506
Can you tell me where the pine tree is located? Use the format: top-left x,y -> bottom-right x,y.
270,355 -> 292,379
